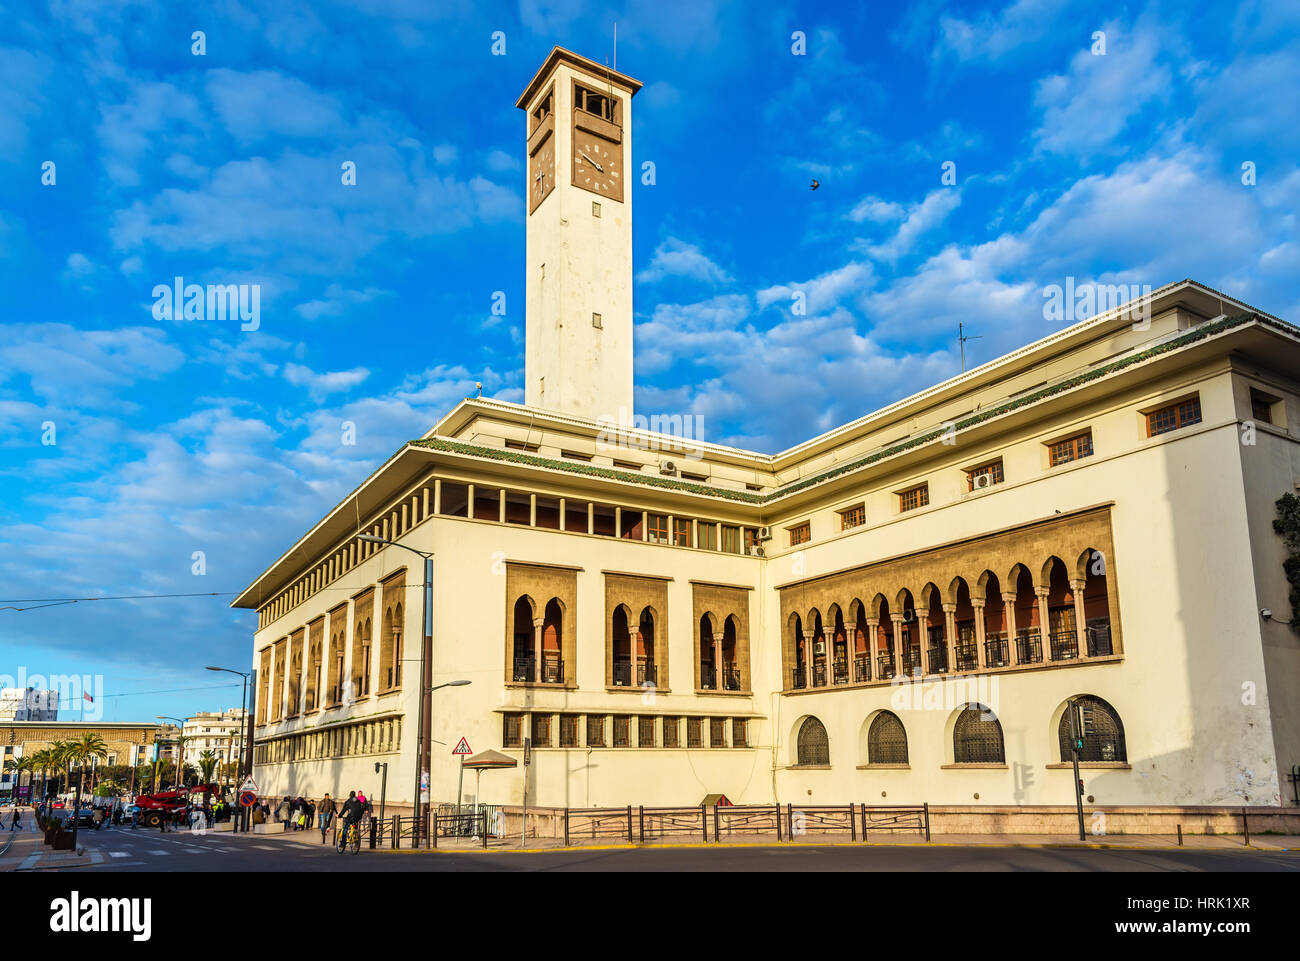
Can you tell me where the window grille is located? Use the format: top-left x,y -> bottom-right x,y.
1058,696 -> 1127,762
954,705 -> 1005,763
796,717 -> 829,765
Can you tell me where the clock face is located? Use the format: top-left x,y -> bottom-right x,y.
572,132 -> 622,202
529,135 -> 555,213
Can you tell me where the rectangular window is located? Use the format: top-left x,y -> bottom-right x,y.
561,450 -> 592,461
696,522 -> 717,551
743,528 -> 759,553
1048,431 -> 1094,466
673,517 -> 692,547
613,459 -> 641,471
898,484 -> 929,513
586,714 -> 606,748
687,717 -> 703,748
531,713 -> 551,747
504,440 -> 540,452
613,715 -> 630,747
1250,388 -> 1277,424
1146,397 -> 1202,437
620,507 -> 644,540
503,713 -> 522,748
788,521 -> 810,546
647,513 -> 669,544
592,503 -> 617,537
559,714 -> 578,747
662,716 -> 679,747
733,719 -> 748,748
966,459 -> 1005,491
638,716 -> 655,747
710,718 -> 726,748
439,481 -> 469,518
720,525 -> 741,554
839,504 -> 865,530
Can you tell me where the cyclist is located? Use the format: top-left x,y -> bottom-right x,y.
337,791 -> 364,852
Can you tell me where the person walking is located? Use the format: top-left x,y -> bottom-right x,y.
318,794 -> 335,843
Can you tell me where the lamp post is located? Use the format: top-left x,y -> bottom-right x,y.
357,534 -> 434,846
206,666 -> 250,831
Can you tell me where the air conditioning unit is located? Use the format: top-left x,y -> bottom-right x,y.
973,472 -> 994,490
659,460 -> 678,476
903,608 -> 916,621
814,641 -> 826,656
746,544 -> 765,557
757,526 -> 772,541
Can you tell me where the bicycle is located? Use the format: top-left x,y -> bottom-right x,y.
336,819 -> 361,855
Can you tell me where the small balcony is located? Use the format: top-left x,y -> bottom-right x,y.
832,659 -> 851,685
513,655 -> 565,685
1049,631 -> 1079,661
722,665 -> 742,691
876,652 -> 897,680
853,654 -> 871,683
811,664 -> 828,688
791,667 -> 807,690
955,643 -> 979,673
984,634 -> 1010,668
903,645 -> 922,676
1086,621 -> 1113,656
1015,631 -> 1043,665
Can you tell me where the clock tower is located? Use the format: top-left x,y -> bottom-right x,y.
517,47 -> 641,421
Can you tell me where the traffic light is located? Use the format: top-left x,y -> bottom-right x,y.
1078,779 -> 1085,795
1074,738 -> 1085,751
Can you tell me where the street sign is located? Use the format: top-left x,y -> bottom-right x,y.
420,769 -> 430,804
239,791 -> 257,808
523,737 -> 531,767
239,776 -> 259,793
452,737 -> 473,756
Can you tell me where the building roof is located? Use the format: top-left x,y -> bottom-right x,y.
515,45 -> 642,110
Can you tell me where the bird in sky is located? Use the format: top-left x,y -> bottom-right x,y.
810,179 -> 820,190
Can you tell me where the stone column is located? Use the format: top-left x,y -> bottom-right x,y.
866,618 -> 880,680
713,632 -> 726,689
1036,588 -> 1052,658
891,615 -> 906,677
942,604 -> 957,674
532,617 -> 544,683
1002,592 -> 1019,663
972,600 -> 987,669
845,620 -> 858,682
1071,578 -> 1089,658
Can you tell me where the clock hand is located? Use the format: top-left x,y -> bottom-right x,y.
580,151 -> 604,172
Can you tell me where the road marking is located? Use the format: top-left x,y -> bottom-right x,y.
147,849 -> 169,856
252,844 -> 276,851
109,851 -> 129,858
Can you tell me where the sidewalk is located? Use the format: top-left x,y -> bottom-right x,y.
0,825 -> 103,872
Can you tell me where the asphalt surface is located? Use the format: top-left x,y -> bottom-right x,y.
52,827 -> 1300,872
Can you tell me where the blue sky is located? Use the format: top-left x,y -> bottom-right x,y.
1,0 -> 1296,724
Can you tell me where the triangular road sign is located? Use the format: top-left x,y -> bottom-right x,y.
240,776 -> 259,794
452,737 -> 473,756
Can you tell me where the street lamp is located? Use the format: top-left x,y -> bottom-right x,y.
357,533 -> 435,845
205,666 -> 250,779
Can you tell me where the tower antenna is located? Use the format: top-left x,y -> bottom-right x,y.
958,322 -> 983,373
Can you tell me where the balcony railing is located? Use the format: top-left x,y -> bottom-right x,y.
791,667 -> 807,690
832,660 -> 850,685
956,643 -> 979,673
903,645 -> 922,676
811,664 -> 828,688
1049,631 -> 1079,661
613,659 -> 632,686
876,653 -> 896,680
927,645 -> 948,674
984,634 -> 1010,668
1086,622 -> 1113,656
1015,631 -> 1043,665
722,665 -> 742,691
853,654 -> 871,683
513,656 -> 564,684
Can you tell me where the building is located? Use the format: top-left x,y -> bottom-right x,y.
233,47 -> 1300,816
181,709 -> 247,776
1,722 -> 161,798
0,688 -> 58,722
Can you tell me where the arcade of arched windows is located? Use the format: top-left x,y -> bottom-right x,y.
781,524 -> 1120,693
505,562 -> 578,688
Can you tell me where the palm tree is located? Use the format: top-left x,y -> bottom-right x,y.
198,750 -> 219,785
71,733 -> 109,795
3,756 -> 32,804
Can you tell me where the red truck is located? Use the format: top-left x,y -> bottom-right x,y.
133,784 -> 222,827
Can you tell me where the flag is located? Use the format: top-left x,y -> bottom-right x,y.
83,692 -> 93,703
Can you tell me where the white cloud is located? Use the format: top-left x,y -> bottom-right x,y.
282,362 -> 371,401
294,283 -> 394,320
637,238 -> 733,286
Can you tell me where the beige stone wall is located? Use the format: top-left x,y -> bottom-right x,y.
604,572 -> 670,690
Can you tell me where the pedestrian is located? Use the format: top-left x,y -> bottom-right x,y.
10,806 -> 21,831
92,807 -> 105,831
318,794 -> 335,843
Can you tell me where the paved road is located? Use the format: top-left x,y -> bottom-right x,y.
52,828 -> 1300,872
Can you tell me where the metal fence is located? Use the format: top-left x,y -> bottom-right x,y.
565,806 -> 636,844
640,805 -> 708,843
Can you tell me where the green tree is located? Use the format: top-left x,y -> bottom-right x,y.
1274,493 -> 1300,632
198,750 -> 219,784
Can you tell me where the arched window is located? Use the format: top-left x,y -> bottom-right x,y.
868,712 -> 908,764
1058,696 -> 1126,762
954,704 -> 1005,763
796,717 -> 829,766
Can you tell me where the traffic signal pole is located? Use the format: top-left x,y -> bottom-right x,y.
1067,697 -> 1085,840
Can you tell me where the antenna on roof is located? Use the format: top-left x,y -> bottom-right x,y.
958,322 -> 982,373
613,22 -> 617,72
